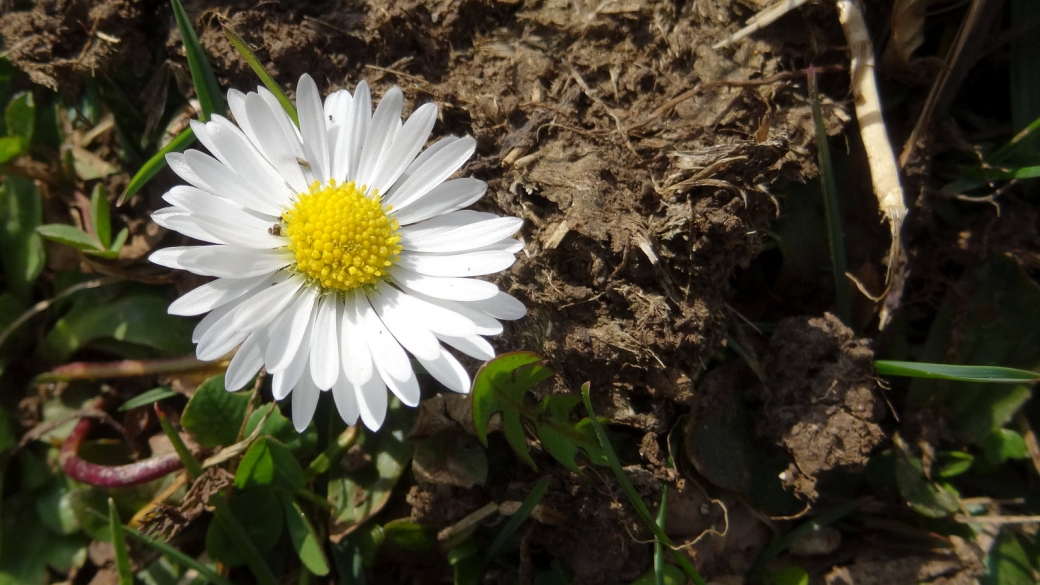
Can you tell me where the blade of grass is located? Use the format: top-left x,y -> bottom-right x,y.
118,387 -> 178,411
121,523 -> 235,585
987,112 -> 1040,163
305,425 -> 358,479
808,66 -> 851,325
580,383 -> 706,585
224,27 -> 299,126
118,126 -> 196,205
483,476 -> 550,565
157,409 -> 278,585
874,360 -> 1040,383
170,0 -> 225,121
654,484 -> 668,585
109,498 -> 133,585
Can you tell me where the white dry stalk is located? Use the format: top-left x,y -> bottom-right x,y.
713,0 -> 810,49
836,0 -> 908,328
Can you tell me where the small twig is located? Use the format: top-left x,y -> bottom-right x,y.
954,515 -> 1040,525
1015,412 -> 1040,479
713,0 -> 811,49
35,355 -> 227,383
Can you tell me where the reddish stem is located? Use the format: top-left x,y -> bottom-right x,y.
59,400 -> 184,487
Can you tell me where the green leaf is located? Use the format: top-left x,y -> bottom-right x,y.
181,375 -> 250,447
0,136 -> 22,164
122,523 -> 234,585
980,428 -> 1029,464
534,394 -> 605,474
169,0 -> 225,121
205,487 -> 284,567
769,566 -> 809,585
5,92 -> 34,146
279,493 -> 330,575
118,387 -> 178,412
936,451 -> 974,478
0,176 -> 44,301
89,184 -> 112,248
328,399 -> 414,540
628,564 -> 686,585
893,433 -> 960,518
235,436 -> 306,490
108,227 -> 128,254
224,28 -> 298,126
36,224 -> 102,251
382,519 -> 434,552
472,351 -> 553,469
35,486 -> 80,535
119,127 -> 196,205
981,530 -> 1035,585
108,499 -> 132,585
876,360 -> 1040,383
243,403 -> 318,457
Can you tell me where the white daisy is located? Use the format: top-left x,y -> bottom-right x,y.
150,74 -> 525,432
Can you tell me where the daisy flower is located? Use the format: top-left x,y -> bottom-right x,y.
150,74 -> 525,432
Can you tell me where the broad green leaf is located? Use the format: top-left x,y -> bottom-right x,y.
41,292 -> 194,362
876,360 -> 1040,383
279,493 -> 330,575
35,486 -> 80,535
534,394 -> 605,474
893,433 -> 959,518
936,451 -> 974,478
118,386 -> 178,412
243,403 -> 318,457
224,28 -> 298,125
205,487 -> 283,567
907,255 -> 1040,444
0,136 -> 21,164
980,530 -> 1036,585
108,499 -> 132,585
980,428 -> 1029,464
119,127 -> 196,205
328,398 -> 414,541
36,224 -> 101,251
170,0 -> 225,121
89,184 -> 112,248
5,92 -> 34,146
382,519 -> 434,552
471,351 -> 553,469
0,176 -> 44,301
235,437 -> 306,490
181,375 -> 250,447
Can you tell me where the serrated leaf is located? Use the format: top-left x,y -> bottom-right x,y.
89,184 -> 111,248
119,386 -> 178,412
280,493 -> 330,575
36,224 -> 102,251
534,394 -> 593,474
170,0 -> 225,121
0,176 -> 44,301
235,436 -> 306,490
181,375 -> 250,447
471,351 -> 552,469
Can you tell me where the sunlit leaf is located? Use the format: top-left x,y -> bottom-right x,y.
472,352 -> 553,469
382,519 -> 434,552
980,530 -> 1035,585
935,451 -> 974,478
235,437 -> 306,490
181,375 -> 250,447
280,493 -> 330,575
170,0 -> 225,121
876,360 -> 1040,383
980,428 -> 1029,464
243,403 -> 318,457
224,27 -> 298,125
36,224 -> 101,251
89,184 -> 112,248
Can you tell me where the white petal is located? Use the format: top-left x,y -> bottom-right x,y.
196,315 -> 250,361
258,87 -> 306,159
169,273 -> 272,316
265,286 -> 319,373
244,92 -> 309,193
371,102 -> 438,194
150,245 -> 290,278
354,373 -> 388,431
308,295 -> 341,390
416,347 -> 470,393
226,328 -> 268,391
384,137 -> 475,209
189,119 -> 230,167
178,150 -> 283,216
344,81 -> 371,181
406,291 -> 504,335
163,184 -> 266,222
356,86 -> 403,191
392,178 -> 487,225
399,212 -> 523,253
208,122 -> 292,209
292,370 -> 320,432
297,74 -> 331,184
194,216 -> 285,249
229,275 -> 305,332
341,292 -> 373,385
376,281 -> 476,337
357,293 -> 420,407
326,90 -> 354,182
390,266 -> 498,301
368,286 -> 440,361
467,291 -> 527,320
192,293 -> 247,344
388,136 -> 459,195
227,89 -> 256,147
331,373 -> 360,426
436,333 -> 495,361
152,208 -> 224,243
271,310 -> 315,401
397,249 -> 516,277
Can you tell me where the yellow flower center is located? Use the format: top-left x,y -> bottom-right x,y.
283,180 -> 401,291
